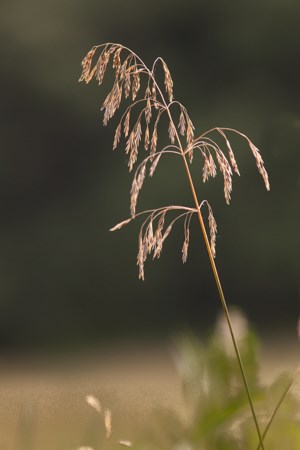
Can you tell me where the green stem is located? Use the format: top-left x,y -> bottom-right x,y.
180,153 -> 265,450
157,98 -> 265,449
256,376 -> 295,450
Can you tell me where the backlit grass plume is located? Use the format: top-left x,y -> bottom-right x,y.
79,43 -> 269,280
80,43 -> 270,449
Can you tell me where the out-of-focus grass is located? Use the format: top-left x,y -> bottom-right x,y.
0,343 -> 182,450
0,319 -> 299,450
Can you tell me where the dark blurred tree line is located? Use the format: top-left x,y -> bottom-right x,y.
0,0 -> 299,350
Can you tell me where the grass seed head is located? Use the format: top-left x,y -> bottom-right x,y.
118,440 -> 133,447
104,408 -> 112,439
80,43 -> 270,279
85,395 -> 102,413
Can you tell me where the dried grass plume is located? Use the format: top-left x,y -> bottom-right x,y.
79,43 -> 270,279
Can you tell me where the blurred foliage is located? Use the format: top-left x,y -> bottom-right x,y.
0,0 -> 299,349
0,313 -> 299,449
125,314 -> 300,450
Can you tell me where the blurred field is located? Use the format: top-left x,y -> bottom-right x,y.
0,341 -> 181,450
0,333 -> 298,450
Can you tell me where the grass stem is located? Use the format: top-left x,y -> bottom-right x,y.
180,149 -> 265,450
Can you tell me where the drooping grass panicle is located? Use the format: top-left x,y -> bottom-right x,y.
227,128 -> 270,191
215,148 -> 233,205
201,147 -> 217,183
198,127 -> 270,192
178,110 -> 186,136
217,128 -> 240,176
80,43 -> 270,449
150,110 -> 163,158
109,218 -> 132,232
130,160 -> 146,216
80,43 -> 268,189
79,42 -> 270,274
182,211 -> 193,263
130,148 -> 181,217
202,201 -> 218,258
151,57 -> 174,102
79,46 -> 98,83
149,152 -> 162,176
186,137 -> 234,204
109,205 -> 196,279
135,206 -> 197,280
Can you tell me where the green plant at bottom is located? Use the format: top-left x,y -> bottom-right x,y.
136,314 -> 299,450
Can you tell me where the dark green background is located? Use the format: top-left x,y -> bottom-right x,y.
0,0 -> 299,350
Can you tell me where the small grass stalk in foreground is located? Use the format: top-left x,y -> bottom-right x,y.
79,43 -> 270,449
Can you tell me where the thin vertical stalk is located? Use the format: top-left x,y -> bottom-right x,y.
166,108 -> 264,448
155,79 -> 265,449
181,152 -> 265,450
256,376 -> 296,450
